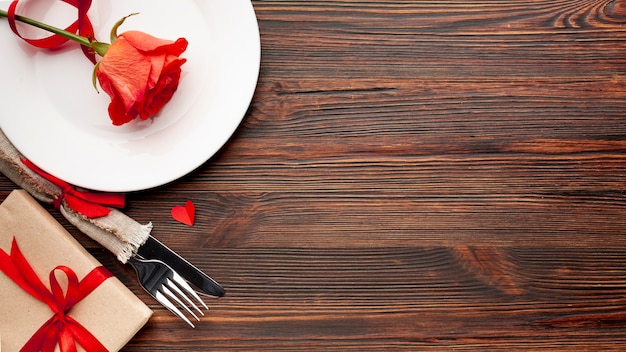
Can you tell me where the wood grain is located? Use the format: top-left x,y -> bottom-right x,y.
2,0 -> 626,350
96,246 -> 626,351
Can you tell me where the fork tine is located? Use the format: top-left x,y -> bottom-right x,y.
166,278 -> 204,316
129,256 -> 209,327
170,270 -> 209,310
161,285 -> 200,322
154,290 -> 195,328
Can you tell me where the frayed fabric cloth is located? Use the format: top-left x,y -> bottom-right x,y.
0,129 -> 151,263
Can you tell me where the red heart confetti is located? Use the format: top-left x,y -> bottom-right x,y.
171,200 -> 195,226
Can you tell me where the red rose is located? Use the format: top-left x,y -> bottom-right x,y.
96,31 -> 188,126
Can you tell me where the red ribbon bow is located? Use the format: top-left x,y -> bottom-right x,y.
7,0 -> 97,64
0,237 -> 113,352
21,158 -> 125,218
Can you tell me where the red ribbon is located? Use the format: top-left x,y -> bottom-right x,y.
7,0 -> 97,64
21,158 -> 125,218
0,237 -> 113,352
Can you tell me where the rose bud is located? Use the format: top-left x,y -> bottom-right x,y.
95,31 -> 188,126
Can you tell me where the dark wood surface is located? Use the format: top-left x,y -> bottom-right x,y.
3,0 -> 626,350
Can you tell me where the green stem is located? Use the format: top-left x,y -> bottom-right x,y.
1,8 -> 91,48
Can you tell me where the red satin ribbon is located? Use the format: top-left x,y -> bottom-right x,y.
21,158 -> 125,218
0,237 -> 113,352
7,0 -> 97,64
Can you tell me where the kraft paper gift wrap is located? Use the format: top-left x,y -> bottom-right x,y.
0,190 -> 152,352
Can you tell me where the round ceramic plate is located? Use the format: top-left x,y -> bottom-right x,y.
0,0 -> 260,192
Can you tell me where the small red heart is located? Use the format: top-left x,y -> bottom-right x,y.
171,200 -> 195,226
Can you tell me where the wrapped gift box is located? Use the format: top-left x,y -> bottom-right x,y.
0,190 -> 152,352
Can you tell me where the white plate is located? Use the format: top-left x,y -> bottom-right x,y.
0,0 -> 260,192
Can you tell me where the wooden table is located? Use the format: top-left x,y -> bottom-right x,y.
3,0 -> 626,350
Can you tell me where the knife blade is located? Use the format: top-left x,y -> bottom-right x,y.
136,236 -> 225,297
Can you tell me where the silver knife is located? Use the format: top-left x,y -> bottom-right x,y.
136,235 -> 225,297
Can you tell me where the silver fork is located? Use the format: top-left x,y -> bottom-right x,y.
128,256 -> 209,328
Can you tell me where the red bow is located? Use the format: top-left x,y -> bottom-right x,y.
21,158 -> 125,218
7,0 -> 97,64
0,237 -> 113,352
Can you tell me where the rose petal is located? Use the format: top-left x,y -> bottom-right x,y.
120,31 -> 188,55
97,50 -> 142,110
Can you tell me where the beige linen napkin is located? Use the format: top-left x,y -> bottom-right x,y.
0,129 -> 151,263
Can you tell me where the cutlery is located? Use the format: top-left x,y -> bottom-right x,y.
130,235 -> 225,326
128,256 -> 207,328
136,235 -> 226,297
